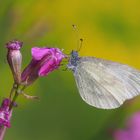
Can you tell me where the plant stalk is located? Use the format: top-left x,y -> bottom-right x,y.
0,126 -> 7,140
0,84 -> 21,140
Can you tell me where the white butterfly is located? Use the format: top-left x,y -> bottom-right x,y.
67,50 -> 140,109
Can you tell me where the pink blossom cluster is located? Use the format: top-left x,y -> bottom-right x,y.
114,112 -> 140,140
0,99 -> 11,128
0,40 -> 66,127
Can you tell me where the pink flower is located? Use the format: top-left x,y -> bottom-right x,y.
21,47 -> 66,85
0,99 -> 11,128
6,40 -> 23,84
113,112 -> 140,140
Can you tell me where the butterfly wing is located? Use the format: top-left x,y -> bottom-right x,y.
73,57 -> 140,109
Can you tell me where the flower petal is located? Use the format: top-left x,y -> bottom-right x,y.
38,57 -> 56,76
114,130 -> 130,140
32,47 -> 51,60
22,47 -> 66,85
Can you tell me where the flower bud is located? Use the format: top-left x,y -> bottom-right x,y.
21,47 -> 66,85
6,40 -> 23,84
0,98 -> 11,127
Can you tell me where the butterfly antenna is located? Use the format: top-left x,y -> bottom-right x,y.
72,24 -> 83,52
77,38 -> 83,52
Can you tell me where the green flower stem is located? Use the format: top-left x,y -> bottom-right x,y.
9,85 -> 19,111
9,84 -> 16,99
9,91 -> 18,111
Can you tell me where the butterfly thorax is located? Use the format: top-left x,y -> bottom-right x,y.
67,50 -> 80,71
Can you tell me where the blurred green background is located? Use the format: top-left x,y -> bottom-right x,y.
0,0 -> 140,140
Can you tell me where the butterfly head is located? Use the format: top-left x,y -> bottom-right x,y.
67,50 -> 80,71
71,50 -> 79,59
67,34 -> 83,71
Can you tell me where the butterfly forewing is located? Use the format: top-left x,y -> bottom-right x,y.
73,57 -> 140,109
